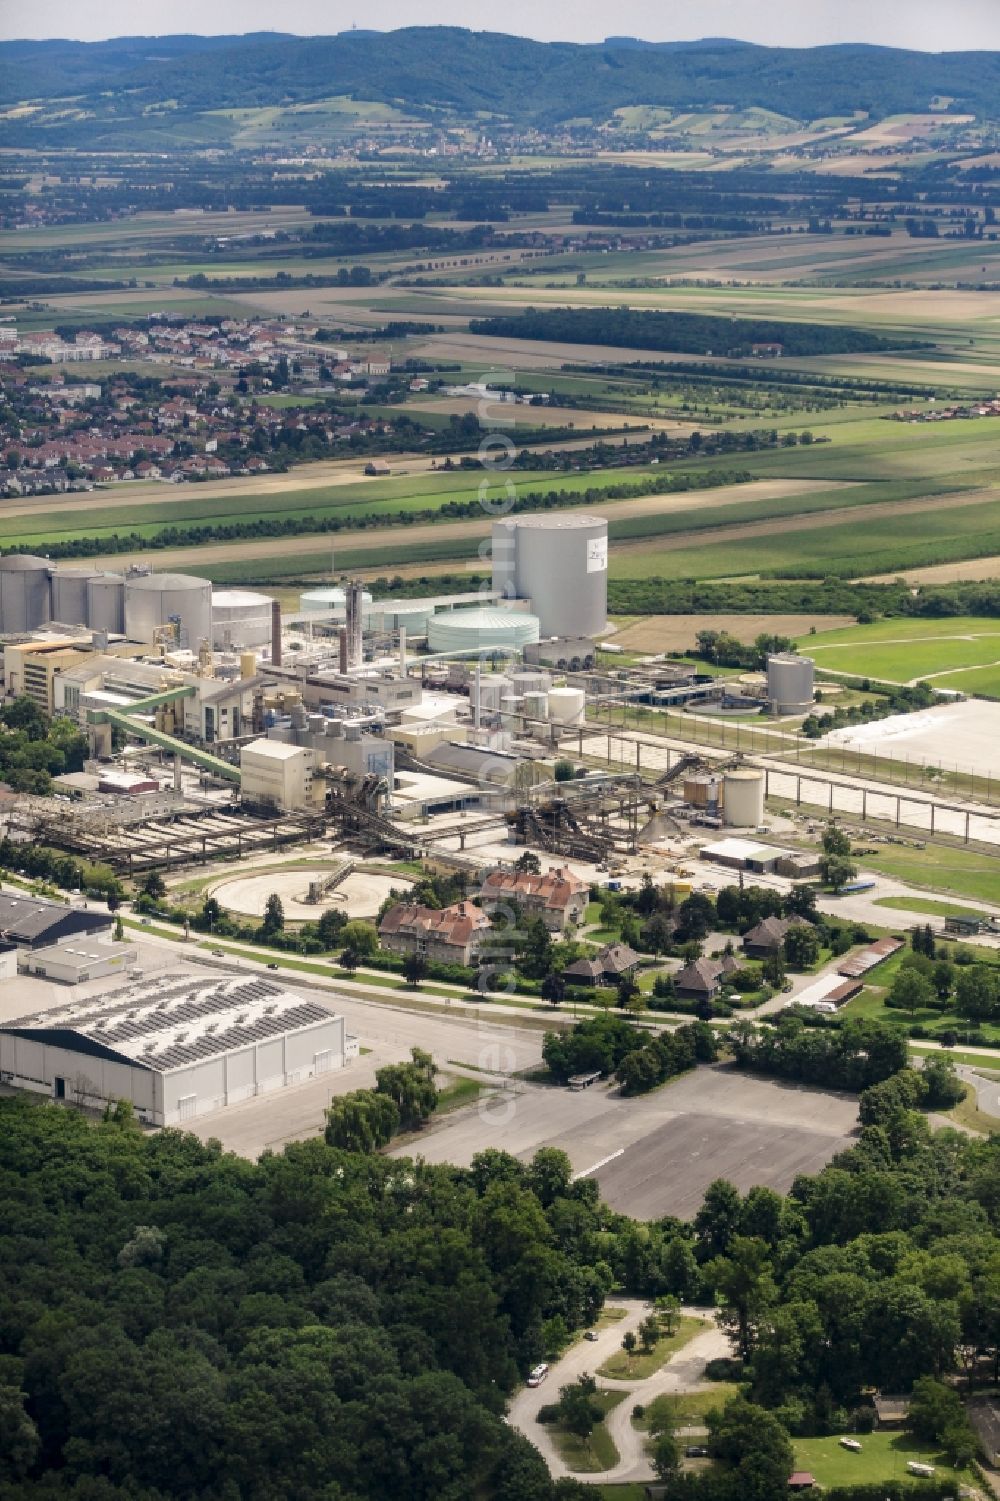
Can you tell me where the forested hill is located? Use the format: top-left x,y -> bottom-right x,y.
5,28 -> 1000,123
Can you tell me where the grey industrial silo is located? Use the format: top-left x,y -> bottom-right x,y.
0,555 -> 52,633
492,513 -> 607,638
86,573 -> 126,635
124,572 -> 212,648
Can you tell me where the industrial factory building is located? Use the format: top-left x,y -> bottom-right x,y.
0,975 -> 349,1126
0,893 -> 113,950
492,512 -> 608,638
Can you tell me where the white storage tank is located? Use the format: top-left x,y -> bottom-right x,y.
125,572 -> 212,648
523,690 -> 549,722
86,573 -> 125,634
426,607 -> 540,655
509,669 -> 551,696
299,586 -> 373,618
370,598 -> 435,633
500,693 -> 525,730
767,653 -> 815,715
472,672 -> 508,717
723,768 -> 765,827
0,555 -> 52,632
50,568 -> 93,628
212,589 -> 273,650
547,685 -> 586,726
492,512 -> 607,638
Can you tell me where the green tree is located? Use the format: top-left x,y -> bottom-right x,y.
651,1429 -> 680,1481
325,1089 -> 400,1152
340,919 -> 379,958
261,893 -> 284,936
317,907 -> 347,948
375,1047 -> 438,1130
891,966 -> 935,1018
141,870 -> 166,901
820,852 -> 857,893
541,972 -> 566,1008
402,952 -> 428,988
783,923 -> 819,970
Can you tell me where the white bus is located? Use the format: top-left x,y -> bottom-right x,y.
526,1363 -> 549,1388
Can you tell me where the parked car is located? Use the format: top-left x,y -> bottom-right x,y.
267,962 -> 279,970
584,1331 -> 598,1342
685,1446 -> 709,1459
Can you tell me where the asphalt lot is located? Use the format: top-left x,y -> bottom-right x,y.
397,1064 -> 859,1217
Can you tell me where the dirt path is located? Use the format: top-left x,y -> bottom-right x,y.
77,477 -> 853,574
860,555 -> 1000,585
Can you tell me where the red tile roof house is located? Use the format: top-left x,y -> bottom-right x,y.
378,901 -> 491,967
479,865 -> 589,933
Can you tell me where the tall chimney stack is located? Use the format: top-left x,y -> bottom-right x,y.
271,599 -> 282,666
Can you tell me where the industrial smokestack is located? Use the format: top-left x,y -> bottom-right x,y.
345,579 -> 363,672
271,599 -> 282,666
398,626 -> 407,676
339,628 -> 348,674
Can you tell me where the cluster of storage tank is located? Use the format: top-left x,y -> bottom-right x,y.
472,668 -> 586,734
0,557 -> 224,650
683,767 -> 766,827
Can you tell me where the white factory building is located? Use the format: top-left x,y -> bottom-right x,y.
0,975 -> 350,1126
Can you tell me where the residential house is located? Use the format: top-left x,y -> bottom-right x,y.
674,953 -> 738,1001
479,865 -> 589,933
742,915 -> 806,959
563,942 -> 642,988
378,900 -> 490,967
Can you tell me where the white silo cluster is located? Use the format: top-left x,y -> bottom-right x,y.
0,557 -> 129,635
492,512 -> 608,638
469,665 -> 585,746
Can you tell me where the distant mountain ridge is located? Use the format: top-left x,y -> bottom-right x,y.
3,27 -> 1000,125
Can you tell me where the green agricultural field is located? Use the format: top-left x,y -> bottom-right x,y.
805,616 -> 1000,683
792,1432 -> 969,1490
609,496 -> 1000,582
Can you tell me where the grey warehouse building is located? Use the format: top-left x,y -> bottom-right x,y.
0,975 -> 349,1126
0,893 -> 113,950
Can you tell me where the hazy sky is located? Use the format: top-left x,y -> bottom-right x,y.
5,0 -> 1000,48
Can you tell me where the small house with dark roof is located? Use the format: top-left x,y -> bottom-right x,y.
674,954 -> 737,1000
563,942 -> 642,988
742,915 -> 806,959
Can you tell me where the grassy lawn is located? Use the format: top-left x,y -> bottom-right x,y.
434,1076 -> 486,1115
636,1384 -> 742,1432
593,1488 -> 646,1501
874,895 -> 998,920
550,1390 -> 626,1473
792,1431 -> 970,1489
598,1316 -> 707,1382
946,1086 -> 1000,1135
858,845 -> 1000,906
910,1044 -> 1000,1069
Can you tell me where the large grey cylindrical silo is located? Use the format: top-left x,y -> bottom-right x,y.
124,572 -> 212,647
50,569 -> 93,628
86,573 -> 126,635
0,555 -> 52,632
491,513 -> 607,638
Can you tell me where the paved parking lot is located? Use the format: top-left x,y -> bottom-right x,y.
399,1065 -> 859,1217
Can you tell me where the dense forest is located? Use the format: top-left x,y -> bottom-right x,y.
4,30 -> 1000,126
469,308 -> 918,359
2,1046 -> 1000,1500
